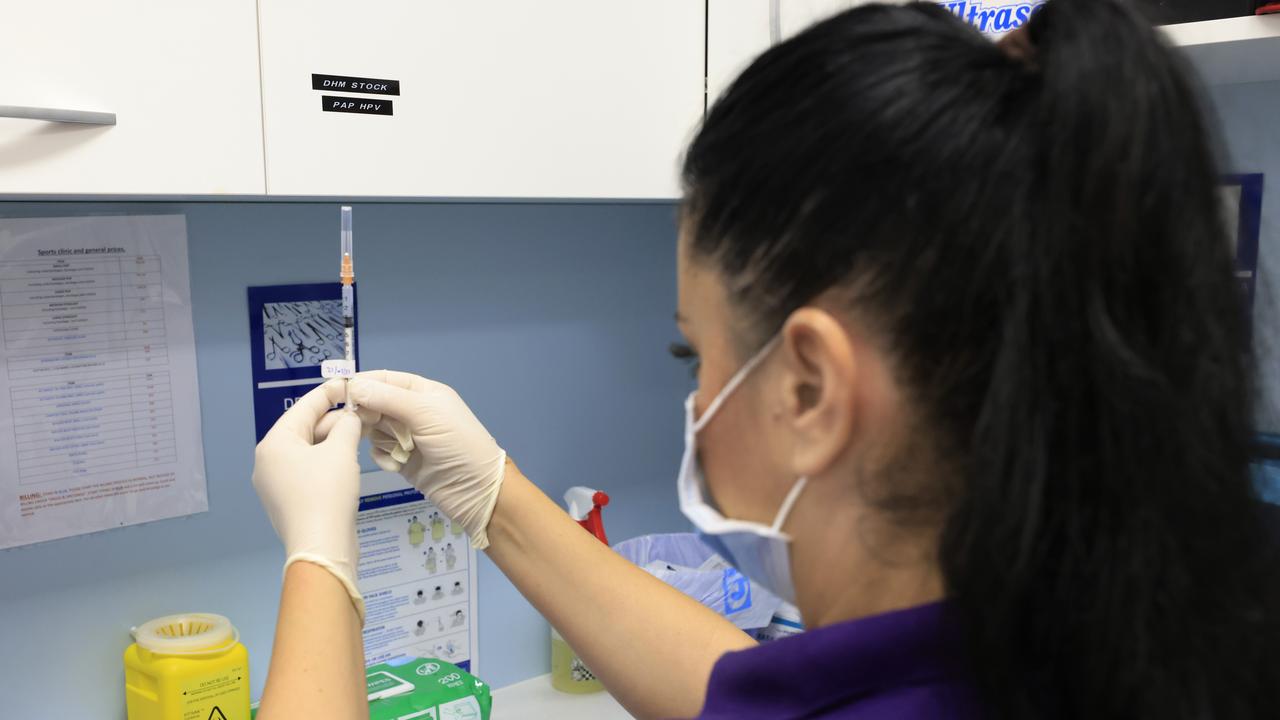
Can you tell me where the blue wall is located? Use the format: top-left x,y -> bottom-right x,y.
0,200 -> 695,716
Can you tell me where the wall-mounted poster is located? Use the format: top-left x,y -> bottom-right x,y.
1223,174 -> 1264,321
1222,175 -> 1277,439
0,214 -> 207,549
358,470 -> 479,674
247,282 -> 358,441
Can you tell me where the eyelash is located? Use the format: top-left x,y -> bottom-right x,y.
669,342 -> 701,378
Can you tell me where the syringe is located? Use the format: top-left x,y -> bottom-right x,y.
340,205 -> 356,409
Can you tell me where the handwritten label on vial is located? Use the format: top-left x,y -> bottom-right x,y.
311,73 -> 401,96
321,359 -> 356,378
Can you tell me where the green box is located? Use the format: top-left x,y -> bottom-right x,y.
249,658 -> 491,720
366,658 -> 492,720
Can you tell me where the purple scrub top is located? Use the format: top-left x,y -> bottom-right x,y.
693,601 -> 982,719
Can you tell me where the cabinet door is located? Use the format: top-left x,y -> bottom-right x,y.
781,0 -> 871,36
0,1 -> 265,195
258,1 -> 705,199
707,0 -> 772,110
708,0 -> 870,108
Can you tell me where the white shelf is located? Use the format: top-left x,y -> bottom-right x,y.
490,674 -> 634,720
1163,15 -> 1280,86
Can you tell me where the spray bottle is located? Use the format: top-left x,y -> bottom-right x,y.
549,487 -> 610,694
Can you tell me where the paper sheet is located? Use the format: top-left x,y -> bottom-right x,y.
358,471 -> 478,674
0,214 -> 206,549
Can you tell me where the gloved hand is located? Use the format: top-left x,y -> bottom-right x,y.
329,370 -> 507,550
252,379 -> 366,622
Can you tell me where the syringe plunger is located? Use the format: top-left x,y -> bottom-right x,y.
340,206 -> 353,255
340,206 -> 354,285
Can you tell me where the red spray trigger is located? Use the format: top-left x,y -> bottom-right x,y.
564,486 -> 610,546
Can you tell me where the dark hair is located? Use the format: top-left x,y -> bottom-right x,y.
682,1 -> 1279,717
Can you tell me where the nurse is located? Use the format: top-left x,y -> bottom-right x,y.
248,1 -> 1280,718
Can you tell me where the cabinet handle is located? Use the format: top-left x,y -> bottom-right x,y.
0,105 -> 116,125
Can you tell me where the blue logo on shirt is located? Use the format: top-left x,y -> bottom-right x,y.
722,568 -> 753,615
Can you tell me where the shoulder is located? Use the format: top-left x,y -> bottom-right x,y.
698,602 -> 986,719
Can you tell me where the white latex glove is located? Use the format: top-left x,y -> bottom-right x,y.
252,379 -> 366,622
317,401 -> 415,465
341,370 -> 507,550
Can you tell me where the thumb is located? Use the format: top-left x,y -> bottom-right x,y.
322,411 -> 363,451
349,377 -> 424,425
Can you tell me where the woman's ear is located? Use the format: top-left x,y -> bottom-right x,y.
780,308 -> 858,478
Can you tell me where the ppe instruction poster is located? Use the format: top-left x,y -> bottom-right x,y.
358,470 -> 478,674
0,215 -> 206,550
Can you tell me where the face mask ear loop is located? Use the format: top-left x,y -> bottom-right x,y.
692,336 -> 783,433
770,476 -> 809,534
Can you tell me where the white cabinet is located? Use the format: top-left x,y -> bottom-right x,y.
706,0 -> 772,110
257,1 -> 705,199
780,0 -> 875,36
0,1 -> 266,195
1162,16 -> 1280,87
707,0 -> 868,108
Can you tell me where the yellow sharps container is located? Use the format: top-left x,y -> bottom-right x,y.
124,613 -> 250,720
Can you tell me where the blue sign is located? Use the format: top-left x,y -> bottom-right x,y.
1224,174 -> 1264,318
247,282 -> 358,441
935,1 -> 1046,35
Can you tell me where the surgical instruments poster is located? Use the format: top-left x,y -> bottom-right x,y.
358,471 -> 478,674
0,215 -> 206,549
247,282 -> 358,442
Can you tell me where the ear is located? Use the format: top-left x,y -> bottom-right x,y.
780,308 -> 858,478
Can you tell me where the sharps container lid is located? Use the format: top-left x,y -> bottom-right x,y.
132,613 -> 239,656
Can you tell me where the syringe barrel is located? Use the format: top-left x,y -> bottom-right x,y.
338,205 -> 358,410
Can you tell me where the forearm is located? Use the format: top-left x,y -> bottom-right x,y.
258,562 -> 368,720
485,462 -> 755,720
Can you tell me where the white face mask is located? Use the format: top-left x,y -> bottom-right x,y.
677,336 -> 809,604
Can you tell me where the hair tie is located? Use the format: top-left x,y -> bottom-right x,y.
998,26 -> 1038,69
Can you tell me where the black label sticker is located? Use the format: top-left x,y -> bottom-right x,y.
322,96 -> 394,116
312,73 -> 400,96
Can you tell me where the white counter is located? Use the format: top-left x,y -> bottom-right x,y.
491,674 -> 634,720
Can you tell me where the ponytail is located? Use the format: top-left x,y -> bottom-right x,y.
945,1 -> 1278,717
683,1 -> 1280,716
